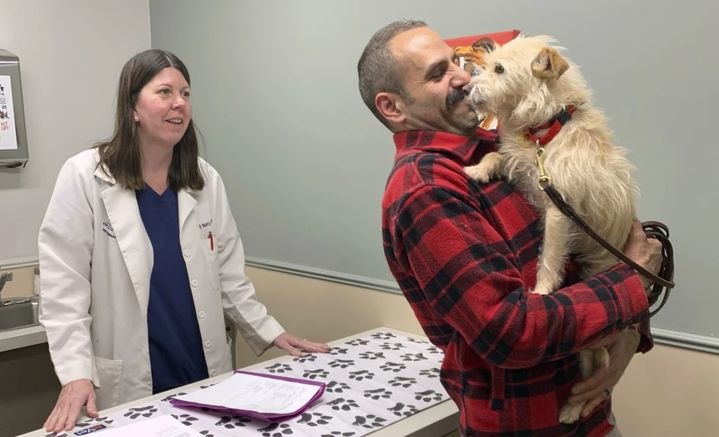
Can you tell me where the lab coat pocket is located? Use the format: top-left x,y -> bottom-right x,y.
200,229 -> 222,292
93,355 -> 123,409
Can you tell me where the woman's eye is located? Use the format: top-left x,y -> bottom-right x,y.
494,63 -> 505,74
183,91 -> 191,98
159,89 -> 171,95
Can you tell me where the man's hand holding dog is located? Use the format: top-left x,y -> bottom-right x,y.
623,220 -> 663,291
568,326 -> 641,417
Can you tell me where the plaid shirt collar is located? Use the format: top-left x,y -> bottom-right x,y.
393,129 -> 498,165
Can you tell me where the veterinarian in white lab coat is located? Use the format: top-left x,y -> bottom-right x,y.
38,49 -> 329,434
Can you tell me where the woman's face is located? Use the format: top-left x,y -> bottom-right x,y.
133,67 -> 191,150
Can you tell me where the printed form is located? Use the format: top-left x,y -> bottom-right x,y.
173,372 -> 322,414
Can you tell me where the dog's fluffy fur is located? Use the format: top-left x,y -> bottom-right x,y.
464,35 -> 638,423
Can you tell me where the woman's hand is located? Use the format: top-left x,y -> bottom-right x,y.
44,378 -> 97,432
273,332 -> 330,356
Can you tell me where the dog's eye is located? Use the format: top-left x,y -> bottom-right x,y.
494,63 -> 505,74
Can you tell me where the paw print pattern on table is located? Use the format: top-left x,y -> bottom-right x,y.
266,362 -> 293,373
379,342 -> 404,351
260,422 -> 294,436
414,389 -> 444,403
298,411 -> 334,427
345,338 -> 370,346
348,369 -> 375,381
425,345 -> 443,355
171,413 -> 199,426
370,332 -> 397,340
61,330 -> 448,437
325,380 -> 352,393
160,391 -> 186,402
352,414 -> 387,429
302,368 -> 330,379
388,376 -> 417,388
328,397 -> 360,411
388,402 -> 419,417
358,351 -> 385,360
75,416 -> 114,426
293,354 -> 318,363
400,352 -> 428,362
364,387 -> 392,400
379,362 -> 406,372
215,414 -> 251,428
122,405 -> 158,420
419,367 -> 441,378
328,359 -> 355,369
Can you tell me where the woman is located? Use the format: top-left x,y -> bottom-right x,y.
38,49 -> 328,433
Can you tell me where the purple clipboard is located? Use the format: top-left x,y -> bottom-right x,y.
170,370 -> 326,423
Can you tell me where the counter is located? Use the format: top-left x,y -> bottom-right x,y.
0,324 -> 46,353
20,327 -> 459,436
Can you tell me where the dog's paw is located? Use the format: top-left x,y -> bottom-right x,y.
464,152 -> 502,183
530,284 -> 553,295
464,164 -> 491,183
558,401 -> 585,424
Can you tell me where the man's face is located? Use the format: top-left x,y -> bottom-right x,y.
390,27 -> 479,135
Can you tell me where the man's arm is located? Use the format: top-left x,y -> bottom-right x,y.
390,185 -> 653,368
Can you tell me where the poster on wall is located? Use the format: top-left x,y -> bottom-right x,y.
0,75 -> 19,150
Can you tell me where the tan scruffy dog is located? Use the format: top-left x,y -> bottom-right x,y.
464,35 -> 638,424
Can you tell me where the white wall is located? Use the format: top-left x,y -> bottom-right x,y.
0,0 -> 151,263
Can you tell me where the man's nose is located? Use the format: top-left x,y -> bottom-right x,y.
450,62 -> 471,88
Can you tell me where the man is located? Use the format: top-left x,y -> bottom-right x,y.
358,20 -> 662,436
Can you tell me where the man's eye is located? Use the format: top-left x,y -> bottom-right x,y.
430,69 -> 446,81
494,63 -> 505,74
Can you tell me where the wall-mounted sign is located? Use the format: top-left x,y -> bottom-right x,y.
0,75 -> 19,151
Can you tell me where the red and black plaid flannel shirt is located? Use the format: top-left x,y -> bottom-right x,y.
382,129 -> 652,436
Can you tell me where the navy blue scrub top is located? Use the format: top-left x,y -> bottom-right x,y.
136,186 -> 209,393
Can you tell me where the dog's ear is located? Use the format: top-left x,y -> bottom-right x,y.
531,47 -> 569,80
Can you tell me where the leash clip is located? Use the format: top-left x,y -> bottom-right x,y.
535,143 -> 551,190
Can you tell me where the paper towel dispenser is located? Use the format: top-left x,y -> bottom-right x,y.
0,50 -> 29,168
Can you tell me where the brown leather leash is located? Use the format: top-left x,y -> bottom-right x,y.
535,147 -> 675,317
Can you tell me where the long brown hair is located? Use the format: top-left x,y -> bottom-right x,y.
96,49 -> 204,190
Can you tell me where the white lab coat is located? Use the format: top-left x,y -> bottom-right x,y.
38,149 -> 285,408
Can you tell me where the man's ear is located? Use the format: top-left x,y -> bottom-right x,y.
375,92 -> 406,125
531,47 -> 569,80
